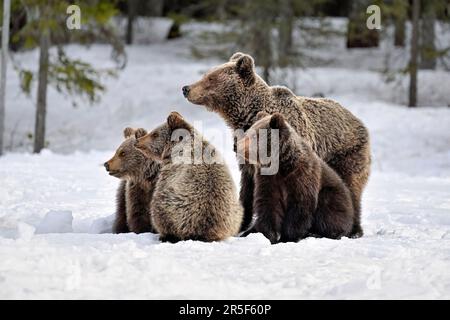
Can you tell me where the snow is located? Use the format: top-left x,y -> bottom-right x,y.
1,20 -> 450,299
35,210 -> 73,234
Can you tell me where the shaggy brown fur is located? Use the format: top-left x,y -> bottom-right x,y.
183,52 -> 370,237
135,112 -> 243,242
113,180 -> 129,233
237,112 -> 354,243
104,127 -> 160,234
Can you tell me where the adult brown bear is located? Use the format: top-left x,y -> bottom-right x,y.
182,52 -> 370,238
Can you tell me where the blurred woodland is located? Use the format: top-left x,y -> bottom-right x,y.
1,0 -> 449,154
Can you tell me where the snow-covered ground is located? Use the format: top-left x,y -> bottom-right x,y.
1,21 -> 450,299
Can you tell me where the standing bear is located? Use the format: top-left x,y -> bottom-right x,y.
135,112 -> 243,243
182,52 -> 370,237
237,112 -> 354,243
104,127 -> 160,234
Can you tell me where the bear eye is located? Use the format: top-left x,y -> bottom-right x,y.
119,151 -> 126,157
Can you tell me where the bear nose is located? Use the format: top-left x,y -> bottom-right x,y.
182,86 -> 190,98
104,162 -> 110,171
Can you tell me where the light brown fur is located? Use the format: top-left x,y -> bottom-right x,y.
135,112 -> 243,242
105,128 -> 160,234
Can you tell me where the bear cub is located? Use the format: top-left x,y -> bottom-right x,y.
135,112 -> 243,243
104,127 -> 160,234
237,112 -> 354,243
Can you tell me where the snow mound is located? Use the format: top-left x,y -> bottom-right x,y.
17,222 -> 36,241
88,214 -> 115,234
36,210 -> 74,234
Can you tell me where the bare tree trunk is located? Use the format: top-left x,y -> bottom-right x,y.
278,0 -> 294,67
394,18 -> 405,46
393,0 -> 406,47
0,0 -> 11,156
249,9 -> 272,84
237,0 -> 273,84
256,26 -> 272,84
151,0 -> 164,16
216,0 -> 227,21
394,19 -> 406,47
420,4 -> 436,69
346,0 -> 379,48
408,0 -> 420,108
126,0 -> 137,45
34,30 -> 50,153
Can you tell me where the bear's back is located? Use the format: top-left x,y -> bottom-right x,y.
151,152 -> 242,240
266,88 -> 368,160
156,162 -> 236,211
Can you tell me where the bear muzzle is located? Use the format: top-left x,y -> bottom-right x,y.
182,85 -> 190,98
104,161 -> 121,177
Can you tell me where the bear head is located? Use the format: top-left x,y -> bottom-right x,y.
104,127 -> 149,179
182,52 -> 261,115
236,111 -> 287,165
134,111 -> 193,162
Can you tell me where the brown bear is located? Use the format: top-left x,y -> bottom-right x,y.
182,52 -> 370,237
104,127 -> 160,234
134,111 -> 243,243
236,112 -> 354,243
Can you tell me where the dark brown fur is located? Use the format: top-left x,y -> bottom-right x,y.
113,180 -> 129,233
105,128 -> 160,234
237,112 -> 354,243
184,52 -> 370,237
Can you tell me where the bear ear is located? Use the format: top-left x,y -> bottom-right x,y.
134,128 -> 147,139
270,113 -> 286,129
255,111 -> 270,121
235,55 -> 255,85
123,127 -> 135,138
167,111 -> 189,130
229,52 -> 245,62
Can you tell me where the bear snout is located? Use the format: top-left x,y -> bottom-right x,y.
182,86 -> 190,98
104,162 -> 110,171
